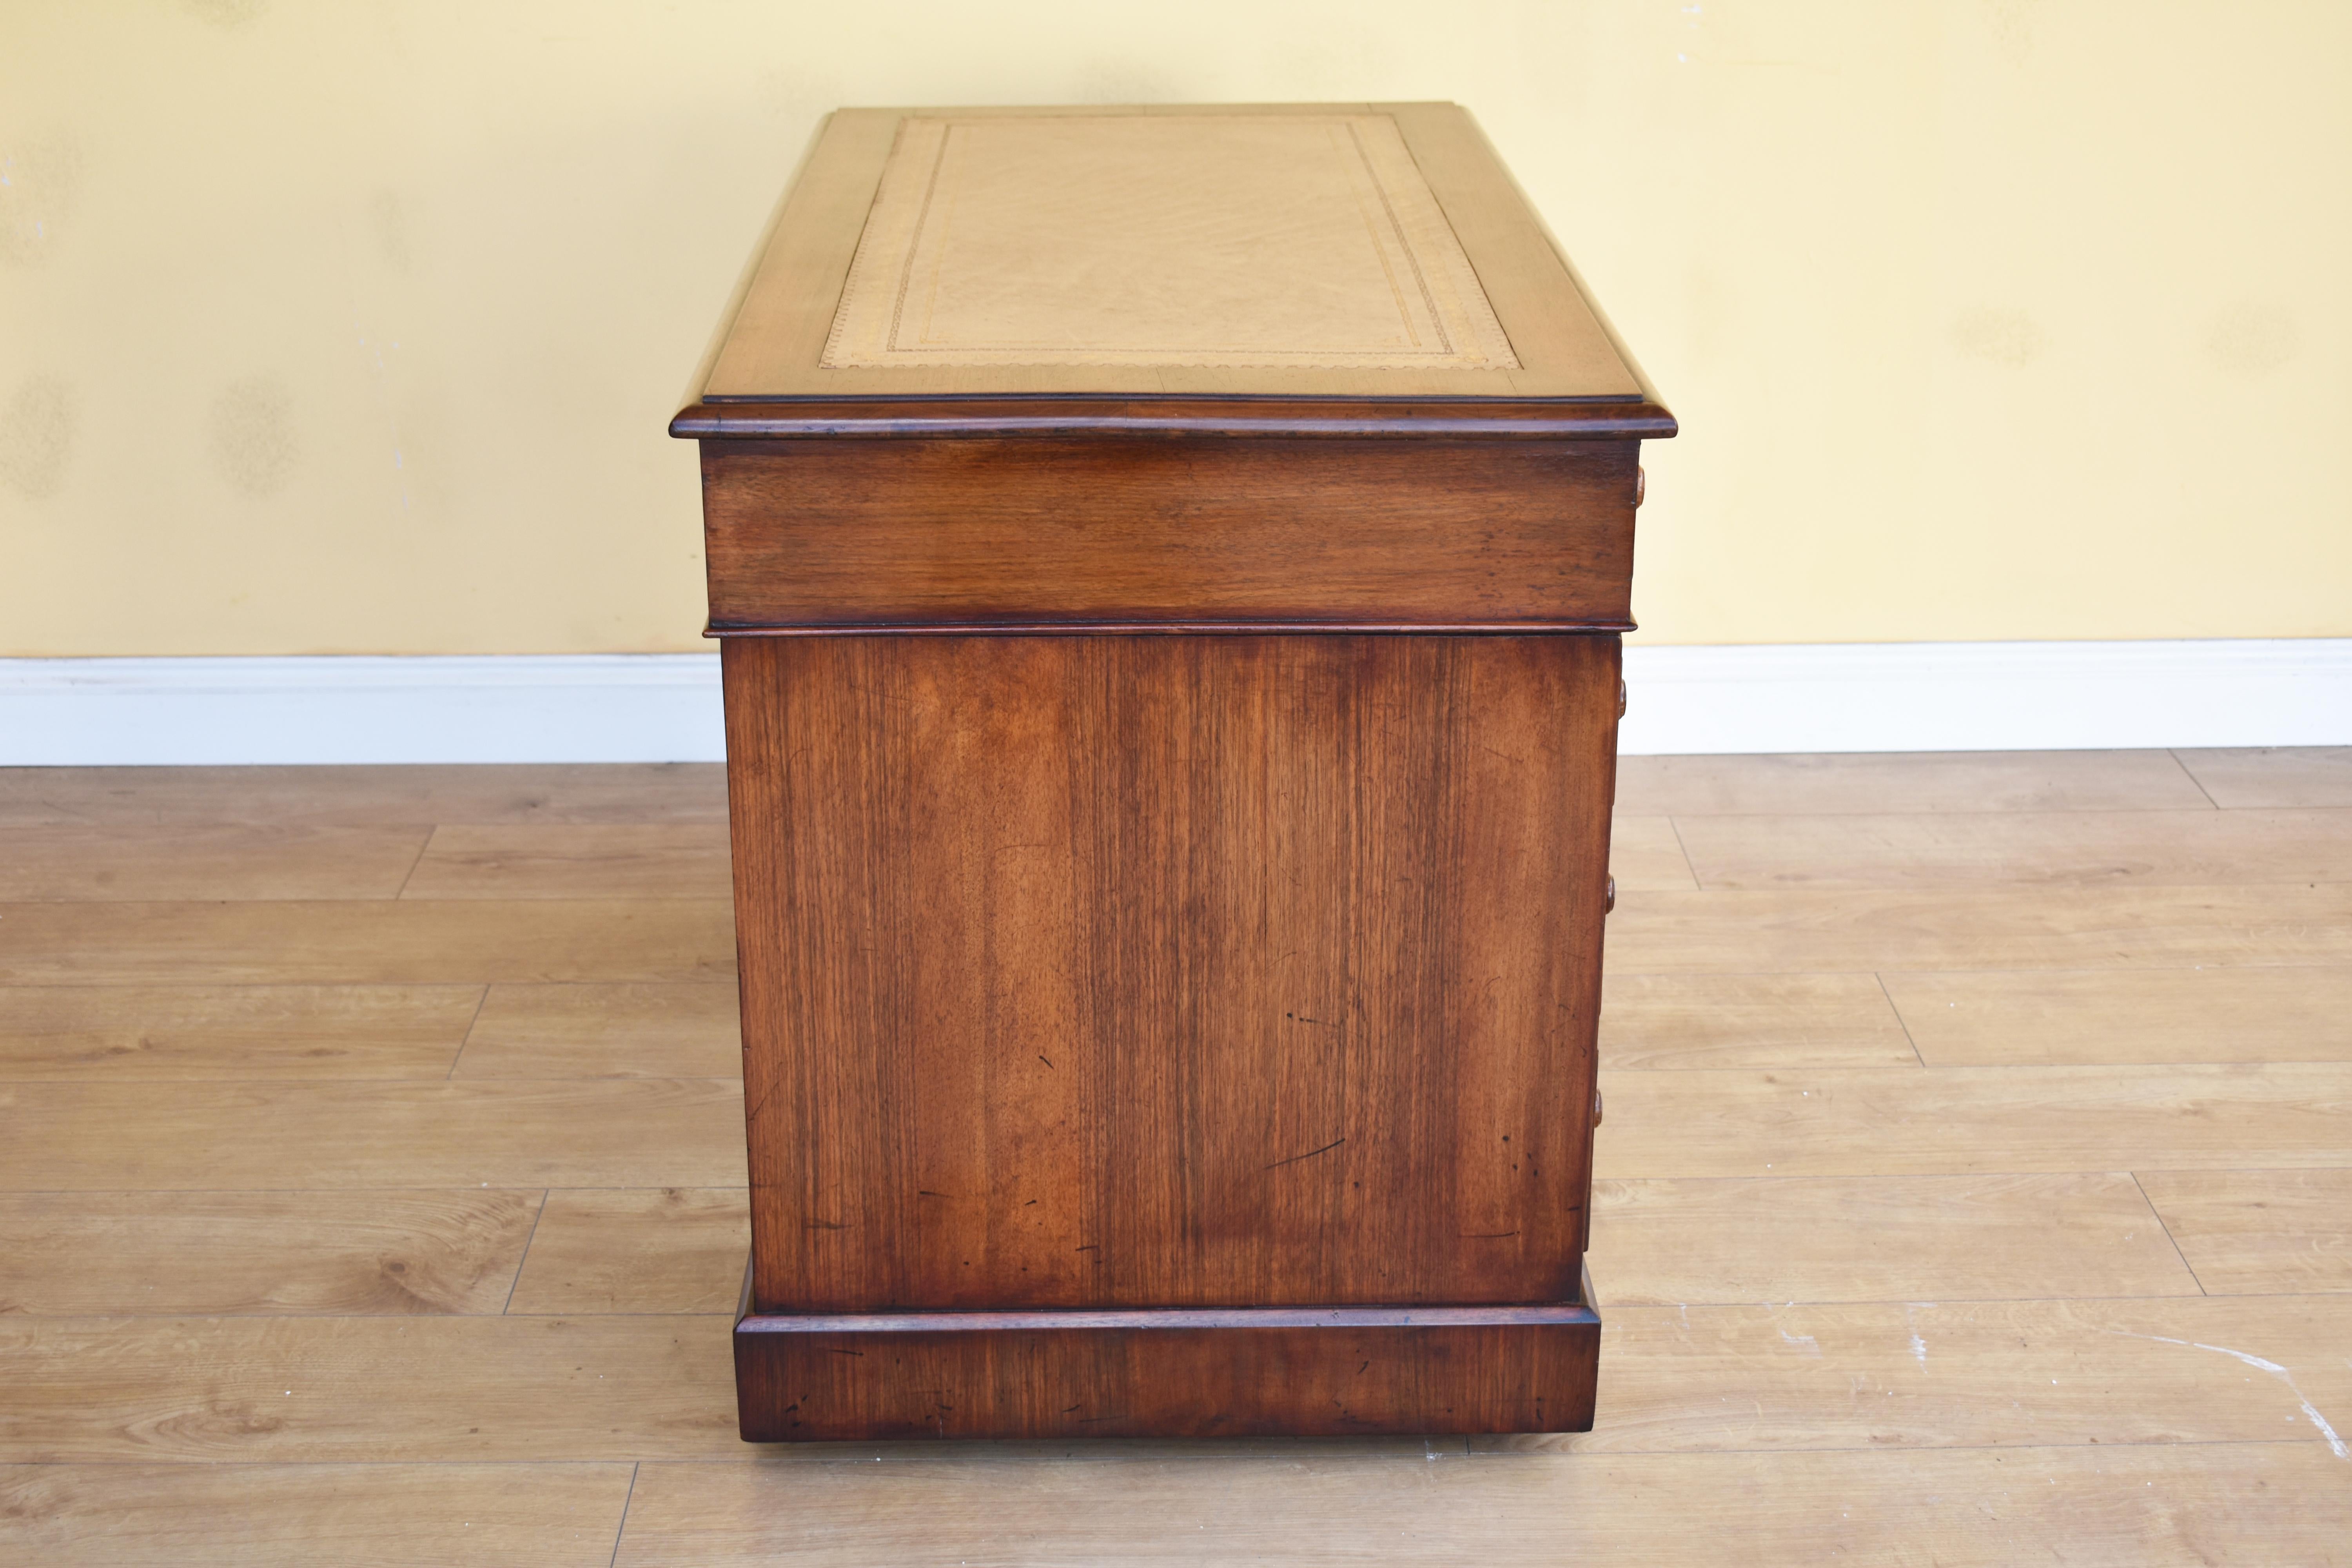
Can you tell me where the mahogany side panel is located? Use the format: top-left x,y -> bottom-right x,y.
700,439 -> 1637,630
733,1306 -> 1602,1440
721,633 -> 1618,1315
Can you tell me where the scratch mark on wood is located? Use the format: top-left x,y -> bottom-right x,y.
1264,1136 -> 1347,1170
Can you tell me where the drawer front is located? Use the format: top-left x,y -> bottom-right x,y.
701,437 -> 1638,631
726,632 -> 1620,1312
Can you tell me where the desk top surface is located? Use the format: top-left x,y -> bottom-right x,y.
692,103 -> 1651,407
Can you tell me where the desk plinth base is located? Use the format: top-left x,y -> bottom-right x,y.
733,1275 -> 1601,1441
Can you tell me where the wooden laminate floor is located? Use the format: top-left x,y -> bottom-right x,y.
3,749 -> 2350,1564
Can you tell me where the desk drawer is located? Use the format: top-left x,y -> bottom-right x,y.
700,437 -> 1637,632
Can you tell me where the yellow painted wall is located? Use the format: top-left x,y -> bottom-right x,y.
3,0 -> 2346,654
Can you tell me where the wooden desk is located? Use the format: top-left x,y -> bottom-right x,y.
673,102 -> 1674,1441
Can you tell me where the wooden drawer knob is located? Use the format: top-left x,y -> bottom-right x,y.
1605,875 -> 1616,913
1592,1087 -> 1604,1128
1634,466 -> 1646,507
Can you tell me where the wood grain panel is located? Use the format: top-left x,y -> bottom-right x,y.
725,635 -> 1615,1311
1673,809 -> 2352,890
734,1311 -> 1601,1439
0,825 -> 428,901
1597,973 -> 1918,1069
0,1081 -> 746,1190
1605,884 -> 2352,973
0,985 -> 481,1079
0,1315 -> 741,1461
1885,967 -> 2352,1065
0,1463 -> 634,1568
454,983 -> 742,1079
1487,1296 -> 2352,1454
401,826 -> 732,900
613,1443 -> 2352,1567
0,900 -> 736,985
0,1191 -> 539,1316
1612,750 -> 2212,816
2136,1169 -> 2352,1294
2175,746 -> 2352,808
1593,1064 -> 2352,1178
701,439 -> 1635,630
507,1189 -> 750,1314
1590,1174 -> 2198,1304
1606,815 -> 1697,891
0,764 -> 728,828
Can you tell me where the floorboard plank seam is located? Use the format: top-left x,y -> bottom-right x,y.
446,982 -> 495,1079
502,1190 -> 552,1314
608,1460 -> 639,1568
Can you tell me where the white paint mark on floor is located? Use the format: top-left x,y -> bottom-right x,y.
2116,1331 -> 2350,1460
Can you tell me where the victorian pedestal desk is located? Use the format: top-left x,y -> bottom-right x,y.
671,102 -> 1674,1441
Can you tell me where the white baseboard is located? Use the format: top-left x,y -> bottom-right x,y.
1615,639 -> 2352,755
0,655 -> 729,766
1,641 -> 2346,765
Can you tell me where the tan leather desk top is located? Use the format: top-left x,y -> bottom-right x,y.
696,102 -> 1647,403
